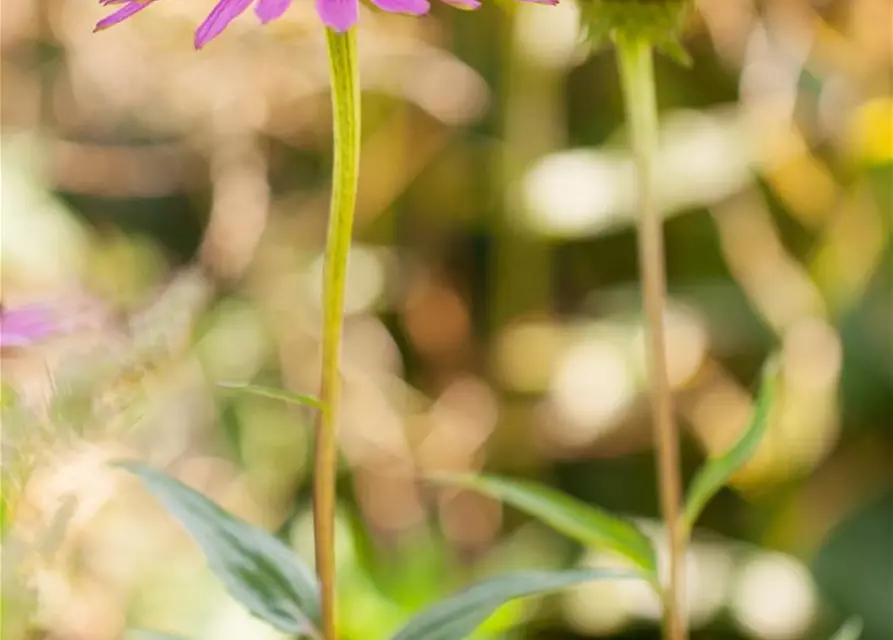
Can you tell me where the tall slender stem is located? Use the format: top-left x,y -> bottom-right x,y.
616,36 -> 686,640
315,27 -> 361,640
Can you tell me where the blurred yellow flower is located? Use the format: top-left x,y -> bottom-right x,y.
850,97 -> 893,165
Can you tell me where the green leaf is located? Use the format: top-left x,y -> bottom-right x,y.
433,475 -> 656,576
391,569 -> 633,640
684,356 -> 780,530
812,493 -> 893,639
116,461 -> 321,638
830,618 -> 863,640
218,383 -> 323,410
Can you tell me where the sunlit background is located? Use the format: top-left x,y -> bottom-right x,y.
1,0 -> 891,638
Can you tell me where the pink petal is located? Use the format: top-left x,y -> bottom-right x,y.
94,0 -> 155,31
315,0 -> 358,32
371,0 -> 429,15
255,0 -> 292,22
0,305 -> 57,348
194,0 -> 254,48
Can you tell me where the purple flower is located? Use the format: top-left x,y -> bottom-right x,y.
96,0 -> 556,49
0,304 -> 58,349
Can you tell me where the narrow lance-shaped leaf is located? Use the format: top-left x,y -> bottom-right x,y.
829,618 -> 863,640
684,356 -> 780,530
115,461 -> 321,639
433,475 -> 656,577
391,569 -> 634,640
217,382 -> 324,411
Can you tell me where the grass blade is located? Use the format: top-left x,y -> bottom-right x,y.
433,474 -> 656,577
684,356 -> 780,529
218,382 -> 323,410
830,618 -> 863,640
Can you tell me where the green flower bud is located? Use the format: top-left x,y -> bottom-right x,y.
579,0 -> 692,64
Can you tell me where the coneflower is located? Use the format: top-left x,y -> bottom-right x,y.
96,0 -> 556,49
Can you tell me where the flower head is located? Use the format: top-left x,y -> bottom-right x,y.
97,0 -> 556,49
0,304 -> 58,349
580,0 -> 691,63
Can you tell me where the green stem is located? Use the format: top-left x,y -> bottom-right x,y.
315,27 -> 360,640
616,36 -> 687,640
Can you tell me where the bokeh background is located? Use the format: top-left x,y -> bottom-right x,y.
2,0 -> 891,639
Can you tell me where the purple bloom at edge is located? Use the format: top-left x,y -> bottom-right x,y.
96,0 -> 557,49
0,304 -> 58,349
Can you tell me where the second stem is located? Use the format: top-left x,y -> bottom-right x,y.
616,36 -> 687,640
316,27 -> 361,640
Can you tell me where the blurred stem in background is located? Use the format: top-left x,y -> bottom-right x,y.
615,35 -> 687,640
317,27 -> 361,640
491,9 -> 560,333
486,7 -> 563,471
36,0 -> 53,130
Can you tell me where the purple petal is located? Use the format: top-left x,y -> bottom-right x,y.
255,0 -> 292,22
316,0 -> 358,32
194,0 -> 254,49
0,305 -> 57,348
94,0 -> 155,31
371,0 -> 429,16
